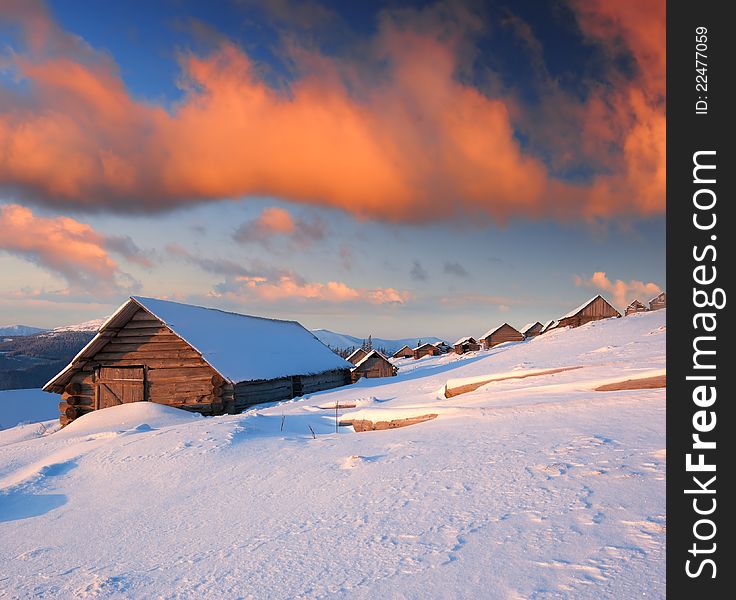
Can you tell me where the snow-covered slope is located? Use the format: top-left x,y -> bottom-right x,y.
313,329 -> 443,353
0,311 -> 665,598
0,325 -> 50,337
50,318 -> 107,333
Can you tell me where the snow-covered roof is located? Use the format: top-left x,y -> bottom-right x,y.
559,295 -> 604,319
453,336 -> 476,346
480,323 -> 518,340
346,348 -> 368,363
627,299 -> 646,307
352,350 -> 391,369
540,319 -> 559,333
413,342 -> 436,351
519,321 -> 541,334
649,291 -> 666,303
45,297 -> 351,389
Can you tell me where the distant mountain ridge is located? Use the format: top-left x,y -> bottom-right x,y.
0,325 -> 50,337
312,329 -> 443,354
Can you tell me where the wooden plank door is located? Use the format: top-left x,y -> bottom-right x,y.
96,366 -> 146,409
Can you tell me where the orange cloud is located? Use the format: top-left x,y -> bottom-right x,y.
212,275 -> 410,305
575,271 -> 661,308
0,0 -> 664,222
233,207 -> 326,247
0,203 -> 139,293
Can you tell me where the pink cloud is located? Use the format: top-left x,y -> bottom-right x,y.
575,271 -> 661,308
0,204 -> 144,294
211,275 -> 410,306
0,0 -> 664,223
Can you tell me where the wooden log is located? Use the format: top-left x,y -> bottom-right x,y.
103,341 -> 192,352
64,382 -> 82,395
147,367 -> 218,382
93,349 -> 202,361
59,401 -> 69,412
211,374 -> 226,386
59,415 -> 72,427
93,358 -> 207,369
65,405 -> 93,419
130,311 -> 162,322
115,327 -> 173,337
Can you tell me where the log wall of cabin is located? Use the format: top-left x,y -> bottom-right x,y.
485,325 -> 524,347
352,356 -> 395,380
234,369 -> 351,411
56,308 -> 235,426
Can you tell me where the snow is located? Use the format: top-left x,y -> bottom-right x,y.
452,336 -> 474,346
519,322 -> 540,335
51,318 -> 107,333
0,389 -> 60,430
0,310 -> 666,598
130,297 -> 352,382
352,350 -> 389,369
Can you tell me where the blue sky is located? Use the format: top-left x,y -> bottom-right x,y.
0,0 -> 665,340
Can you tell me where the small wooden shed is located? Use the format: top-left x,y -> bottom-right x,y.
346,347 -> 369,365
351,350 -> 398,381
432,341 -> 452,354
520,322 -> 543,338
557,295 -> 621,329
625,299 -> 648,316
479,323 -> 524,349
392,345 -> 414,359
414,343 -> 441,360
453,336 -> 481,355
43,296 -> 352,427
648,292 -> 666,311
539,319 -> 558,334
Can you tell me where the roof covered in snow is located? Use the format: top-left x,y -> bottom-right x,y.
519,322 -> 542,335
559,295 -> 604,319
352,350 -> 391,369
45,297 -> 351,389
649,291 -> 666,303
453,336 -> 477,346
480,323 -> 519,340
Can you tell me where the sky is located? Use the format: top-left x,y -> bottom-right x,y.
0,0 -> 665,341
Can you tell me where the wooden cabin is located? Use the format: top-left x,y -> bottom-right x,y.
346,347 -> 369,365
539,320 -> 558,334
625,299 -> 648,316
392,345 -> 414,359
414,343 -> 441,360
453,336 -> 481,355
649,291 -> 666,311
43,296 -> 353,427
432,341 -> 452,354
479,323 -> 524,349
520,322 -> 543,338
351,350 -> 398,381
557,295 -> 621,329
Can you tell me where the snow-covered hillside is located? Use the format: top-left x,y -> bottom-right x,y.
312,329 -> 443,353
0,311 -> 665,598
0,325 -> 50,337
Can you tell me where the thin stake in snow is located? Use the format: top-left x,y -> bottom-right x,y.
308,425 -> 316,439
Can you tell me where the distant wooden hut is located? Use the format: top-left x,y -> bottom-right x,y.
351,351 -> 398,381
520,322 -> 543,338
414,343 -> 441,360
539,320 -> 559,334
346,347 -> 369,365
392,345 -> 414,359
43,296 -> 352,427
648,291 -> 666,311
557,295 -> 621,329
432,341 -> 452,353
453,336 -> 481,355
625,299 -> 648,316
479,323 -> 524,349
